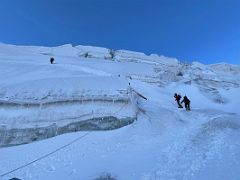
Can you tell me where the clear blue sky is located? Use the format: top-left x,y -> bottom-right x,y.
0,0 -> 240,64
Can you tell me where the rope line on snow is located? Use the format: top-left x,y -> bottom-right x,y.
0,93 -> 134,178
0,131 -> 91,178
112,101 -> 129,115
132,89 -> 147,100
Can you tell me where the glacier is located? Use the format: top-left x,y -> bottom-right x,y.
0,43 -> 239,180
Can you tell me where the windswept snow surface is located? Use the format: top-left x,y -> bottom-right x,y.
0,43 -> 240,180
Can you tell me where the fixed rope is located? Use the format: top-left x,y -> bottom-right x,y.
0,94 -> 133,178
0,131 -> 91,178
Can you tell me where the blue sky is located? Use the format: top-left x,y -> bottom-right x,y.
0,0 -> 240,64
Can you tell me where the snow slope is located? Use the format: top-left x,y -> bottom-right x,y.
0,43 -> 239,180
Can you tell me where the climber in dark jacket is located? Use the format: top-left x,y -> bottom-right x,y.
50,57 -> 55,64
181,95 -> 191,111
174,93 -> 183,108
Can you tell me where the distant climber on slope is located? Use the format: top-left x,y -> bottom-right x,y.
174,93 -> 183,108
50,57 -> 55,64
181,95 -> 191,111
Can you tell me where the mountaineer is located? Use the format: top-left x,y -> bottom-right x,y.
50,57 -> 55,64
181,95 -> 191,111
174,93 -> 183,108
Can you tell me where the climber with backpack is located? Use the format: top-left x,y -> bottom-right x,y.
174,93 -> 183,108
181,95 -> 191,111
